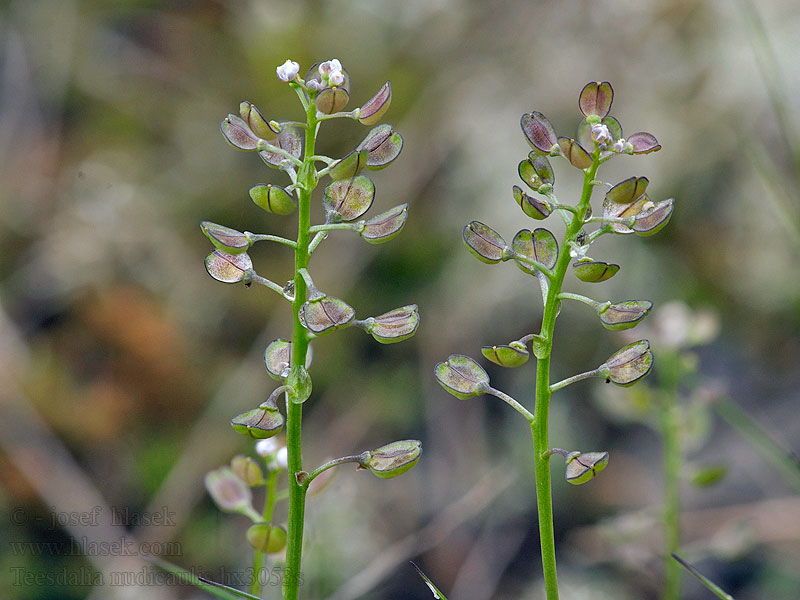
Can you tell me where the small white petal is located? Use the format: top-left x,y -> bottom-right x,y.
612,138 -> 626,153
275,447 -> 288,469
255,439 -> 279,456
329,70 -> 345,86
329,58 -> 342,72
306,79 -> 321,91
276,59 -> 299,82
318,60 -> 333,75
591,123 -> 611,144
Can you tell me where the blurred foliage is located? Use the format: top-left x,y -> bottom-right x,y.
1,0 -> 799,599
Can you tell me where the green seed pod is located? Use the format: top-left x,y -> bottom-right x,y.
434,354 -> 490,399
690,465 -> 727,487
230,407 -> 284,439
358,304 -> 419,344
358,81 -> 392,125
323,176 -> 375,223
249,183 -> 297,215
315,86 -> 350,114
205,467 -> 254,513
518,159 -> 542,191
601,340 -> 653,386
286,365 -> 312,404
299,295 -> 355,335
463,221 -> 510,264
572,260 -> 620,283
513,186 -> 551,220
481,341 -> 529,367
605,176 -> 649,205
364,440 -> 422,479
579,81 -> 614,118
565,451 -> 609,485
597,300 -> 653,331
357,124 -> 403,169
512,228 -> 558,275
529,153 -> 555,184
327,148 -> 369,180
247,523 -> 287,553
258,125 -> 303,169
557,137 -> 592,169
633,198 -> 674,236
201,221 -> 251,254
205,250 -> 252,284
231,455 -> 264,486
263,338 -> 315,381
360,204 -> 408,244
239,101 -> 279,140
220,114 -> 260,151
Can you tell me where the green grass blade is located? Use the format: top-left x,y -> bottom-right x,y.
411,562 -> 449,599
672,554 -> 734,600
146,555 -> 261,600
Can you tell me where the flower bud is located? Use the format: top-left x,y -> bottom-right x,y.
205,467 -> 254,513
231,407 -> 284,439
201,222 -> 251,254
521,111 -> 558,154
322,175 -> 375,222
481,341 -> 529,367
231,455 -> 264,486
247,523 -> 287,553
205,250 -> 252,284
572,260 -> 620,282
565,451 -> 609,485
220,114 -> 260,151
299,295 -> 355,336
434,354 -> 490,399
276,59 -> 300,82
239,101 -> 279,140
358,81 -> 392,125
463,221 -> 511,264
600,340 -> 653,386
591,123 -> 612,144
363,440 -> 422,479
360,204 -> 408,244
356,124 -> 403,169
597,300 -> 652,331
357,304 -> 420,344
578,81 -> 614,118
329,70 -> 345,86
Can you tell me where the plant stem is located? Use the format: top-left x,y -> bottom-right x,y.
549,368 -> 601,392
659,350 -> 682,600
486,387 -> 534,423
532,152 -> 601,600
283,96 -> 318,600
250,468 -> 280,597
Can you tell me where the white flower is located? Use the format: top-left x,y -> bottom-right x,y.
306,79 -> 321,92
328,70 -> 345,87
569,242 -> 590,261
276,60 -> 300,82
612,138 -> 626,153
275,447 -> 288,470
255,439 -> 279,457
591,123 -> 611,144
318,59 -> 342,75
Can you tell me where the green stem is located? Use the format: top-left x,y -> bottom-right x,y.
549,368 -> 601,392
250,468 -> 280,597
246,233 -> 298,248
283,95 -> 319,600
486,387 -> 534,423
532,154 -> 601,600
659,350 -> 682,600
308,222 -> 363,233
557,292 -> 601,309
301,454 -> 367,488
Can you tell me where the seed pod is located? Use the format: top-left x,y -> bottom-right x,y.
513,185 -> 551,220
557,137 -> 592,169
357,124 -> 403,169
627,131 -> 661,154
299,295 -> 355,335
565,451 -> 609,485
633,198 -> 674,236
521,111 -> 558,154
230,407 -> 284,439
358,304 -> 419,344
220,114 -> 260,151
601,340 -> 653,386
323,176 -> 375,223
605,176 -> 649,205
259,125 -> 303,169
360,204 -> 408,244
572,260 -> 620,283
205,250 -> 252,284
434,354 -> 490,399
518,159 -> 542,191
239,101 -> 279,140
603,116 -> 623,141
264,338 -> 290,381
201,222 -> 250,254
598,300 -> 653,331
512,228 -> 558,275
327,148 -> 369,180
286,365 -> 312,404
249,183 -> 297,215
364,440 -> 422,479
604,191 -> 656,234
315,85 -> 350,114
578,81 -> 614,118
358,81 -> 392,125
247,523 -> 287,553
530,154 -> 555,184
205,467 -> 254,513
481,341 -> 529,367
231,455 -> 264,486
463,221 -> 510,264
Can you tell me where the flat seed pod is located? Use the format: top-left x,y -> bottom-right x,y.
434,354 -> 490,399
239,101 -> 279,140
249,183 -> 297,215
531,154 -> 555,184
627,131 -> 661,154
201,221 -> 250,254
481,342 -> 529,367
205,467 -> 252,513
521,112 -> 558,154
598,300 -> 653,331
557,137 -> 592,169
603,192 -> 651,234
363,304 -> 419,344
603,116 -> 623,141
513,185 -> 550,220
259,125 -> 303,169
360,204 -> 408,244
603,340 -> 653,386
300,295 -> 355,335
220,114 -> 259,151
572,260 -> 620,283
231,455 -> 264,486
366,440 -> 422,479
230,407 -> 284,439
315,86 -> 350,114
247,523 -> 287,553
463,221 -> 509,264
634,198 -> 674,236
205,250 -> 252,283
518,159 -> 542,191
328,148 -> 368,180
322,175 -> 375,222
263,339 -> 313,381
577,118 -> 593,151
605,176 -> 649,205
357,124 -> 403,169
565,451 -> 609,484
579,81 -> 614,118
512,228 -> 558,275
358,81 -> 392,125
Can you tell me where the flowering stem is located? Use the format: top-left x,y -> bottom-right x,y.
532,152 -> 601,600
549,368 -> 602,392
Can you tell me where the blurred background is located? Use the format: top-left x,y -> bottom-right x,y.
1,0 -> 799,598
